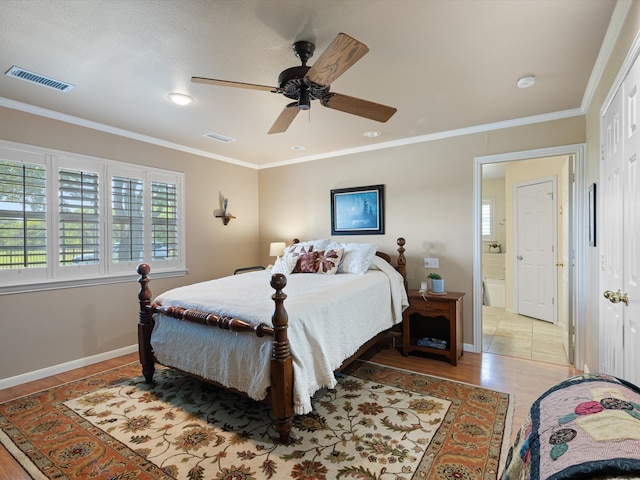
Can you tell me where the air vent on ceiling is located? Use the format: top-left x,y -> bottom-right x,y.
203,132 -> 236,143
5,66 -> 75,92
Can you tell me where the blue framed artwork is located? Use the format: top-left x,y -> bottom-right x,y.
330,184 -> 385,235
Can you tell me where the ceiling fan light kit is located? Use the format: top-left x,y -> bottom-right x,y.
192,33 -> 397,134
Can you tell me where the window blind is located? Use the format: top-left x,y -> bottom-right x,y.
0,160 -> 47,268
151,181 -> 178,260
112,176 -> 144,262
59,169 -> 100,265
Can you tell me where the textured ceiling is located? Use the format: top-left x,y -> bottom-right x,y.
0,0 -> 618,167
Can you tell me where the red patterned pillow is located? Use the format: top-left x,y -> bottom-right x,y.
293,251 -> 318,273
315,248 -> 344,274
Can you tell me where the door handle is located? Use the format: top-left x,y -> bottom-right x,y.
603,289 -> 629,305
517,255 -> 523,260
556,262 -> 564,267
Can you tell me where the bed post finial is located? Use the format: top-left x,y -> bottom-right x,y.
270,273 -> 294,444
396,237 -> 407,291
137,263 -> 155,383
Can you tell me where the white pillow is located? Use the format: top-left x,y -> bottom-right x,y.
284,238 -> 330,254
327,242 -> 377,274
271,254 -> 298,275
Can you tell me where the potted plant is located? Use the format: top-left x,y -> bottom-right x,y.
489,243 -> 502,253
427,272 -> 445,293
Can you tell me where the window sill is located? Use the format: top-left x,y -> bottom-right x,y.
0,268 -> 188,295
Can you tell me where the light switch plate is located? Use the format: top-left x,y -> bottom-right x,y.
424,257 -> 439,268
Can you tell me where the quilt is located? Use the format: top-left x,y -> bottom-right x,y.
501,373 -> 640,480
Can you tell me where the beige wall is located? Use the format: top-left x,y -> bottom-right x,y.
258,118 -> 585,347
0,106 -> 260,380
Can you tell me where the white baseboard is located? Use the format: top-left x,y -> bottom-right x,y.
0,344 -> 138,391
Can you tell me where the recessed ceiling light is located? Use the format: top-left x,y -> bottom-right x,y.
517,75 -> 536,89
364,131 -> 381,138
167,92 -> 194,105
291,145 -> 306,151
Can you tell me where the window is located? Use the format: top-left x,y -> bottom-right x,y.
482,197 -> 496,242
59,168 -> 100,265
0,141 -> 185,293
0,157 -> 47,270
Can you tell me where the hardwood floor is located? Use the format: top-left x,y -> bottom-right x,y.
0,347 -> 580,479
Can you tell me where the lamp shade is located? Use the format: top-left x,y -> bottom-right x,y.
269,242 -> 286,257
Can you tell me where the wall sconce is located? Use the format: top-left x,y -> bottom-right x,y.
269,242 -> 286,259
214,197 -> 236,225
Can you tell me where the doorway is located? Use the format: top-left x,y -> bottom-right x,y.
473,145 -> 587,369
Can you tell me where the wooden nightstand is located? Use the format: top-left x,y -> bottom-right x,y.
402,289 -> 465,365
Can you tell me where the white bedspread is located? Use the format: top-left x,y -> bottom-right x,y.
150,255 -> 408,414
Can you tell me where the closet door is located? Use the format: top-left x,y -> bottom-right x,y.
601,87 -> 624,379
600,54 -> 640,386
622,59 -> 640,386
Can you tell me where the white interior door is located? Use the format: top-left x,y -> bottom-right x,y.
600,51 -> 640,386
516,179 -> 556,322
622,57 -> 640,385
601,86 -> 625,378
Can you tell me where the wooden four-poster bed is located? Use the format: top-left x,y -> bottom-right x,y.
136,238 -> 408,444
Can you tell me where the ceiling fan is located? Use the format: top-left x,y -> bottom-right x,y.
192,33 -> 397,134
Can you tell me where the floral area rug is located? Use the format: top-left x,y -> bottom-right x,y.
0,361 -> 512,479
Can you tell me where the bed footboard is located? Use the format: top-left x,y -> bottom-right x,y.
137,264 -> 155,384
269,274 -> 294,443
136,264 -> 294,443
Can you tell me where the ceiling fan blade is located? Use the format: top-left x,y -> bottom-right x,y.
192,77 -> 278,93
305,33 -> 369,87
268,103 -> 300,134
321,93 -> 397,122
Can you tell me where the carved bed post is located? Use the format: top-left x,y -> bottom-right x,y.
396,237 -> 407,291
269,273 -> 294,444
137,263 -> 155,383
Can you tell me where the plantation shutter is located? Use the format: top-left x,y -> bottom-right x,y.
482,198 -> 495,241
59,169 -> 100,265
151,181 -> 177,260
112,176 -> 144,263
0,160 -> 47,268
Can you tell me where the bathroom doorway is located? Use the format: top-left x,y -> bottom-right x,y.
473,145 -> 586,368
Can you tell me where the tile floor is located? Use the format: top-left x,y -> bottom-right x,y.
482,305 -> 571,365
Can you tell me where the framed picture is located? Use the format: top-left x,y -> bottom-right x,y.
588,183 -> 596,247
330,184 -> 385,235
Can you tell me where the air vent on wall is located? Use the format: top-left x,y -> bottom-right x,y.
5,66 -> 75,92
203,132 -> 236,143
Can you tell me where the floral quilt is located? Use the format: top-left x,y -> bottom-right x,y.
501,373 -> 640,480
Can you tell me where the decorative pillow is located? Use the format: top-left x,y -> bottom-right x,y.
284,238 -> 330,255
285,244 -> 314,256
327,242 -> 378,274
315,248 -> 344,274
271,254 -> 298,275
293,251 -> 318,273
